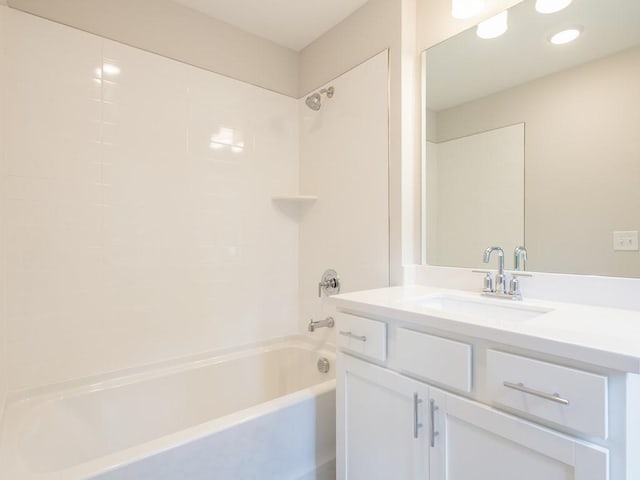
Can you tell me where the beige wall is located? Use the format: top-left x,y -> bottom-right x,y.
7,0 -> 299,97
299,0 -> 399,95
0,5 -> 7,419
434,47 -> 640,277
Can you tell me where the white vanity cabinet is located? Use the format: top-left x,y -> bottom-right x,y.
337,353 -> 428,479
429,387 -> 608,480
334,310 -> 627,480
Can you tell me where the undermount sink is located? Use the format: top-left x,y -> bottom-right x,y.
405,294 -> 553,322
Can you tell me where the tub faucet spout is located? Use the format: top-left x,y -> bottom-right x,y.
308,317 -> 335,332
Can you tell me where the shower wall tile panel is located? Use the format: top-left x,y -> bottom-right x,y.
298,51 -> 390,339
1,9 -> 299,393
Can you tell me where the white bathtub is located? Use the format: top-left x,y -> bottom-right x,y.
0,337 -> 336,480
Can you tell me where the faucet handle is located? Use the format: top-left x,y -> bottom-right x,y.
318,269 -> 340,297
508,276 -> 521,297
472,270 -> 494,293
482,272 -> 494,293
514,246 -> 528,271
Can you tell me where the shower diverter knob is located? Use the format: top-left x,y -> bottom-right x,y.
318,269 -> 340,297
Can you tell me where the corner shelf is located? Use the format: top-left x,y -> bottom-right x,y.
271,195 -> 318,202
272,195 -> 317,221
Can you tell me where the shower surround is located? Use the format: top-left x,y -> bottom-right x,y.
0,5 -> 389,423
0,7 -> 300,395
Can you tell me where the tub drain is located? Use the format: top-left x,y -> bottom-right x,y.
317,357 -> 330,374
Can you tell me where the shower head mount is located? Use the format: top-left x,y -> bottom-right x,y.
305,86 -> 335,111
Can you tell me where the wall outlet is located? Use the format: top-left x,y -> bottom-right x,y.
613,231 -> 639,251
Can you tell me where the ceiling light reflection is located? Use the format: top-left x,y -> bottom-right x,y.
535,0 -> 572,14
549,27 -> 582,45
476,11 -> 508,39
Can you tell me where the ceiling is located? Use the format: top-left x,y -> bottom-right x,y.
171,0 -> 370,51
425,0 -> 640,110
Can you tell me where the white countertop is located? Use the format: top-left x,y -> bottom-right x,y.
331,285 -> 640,374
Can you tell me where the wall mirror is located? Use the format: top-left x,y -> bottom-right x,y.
422,0 -> 640,277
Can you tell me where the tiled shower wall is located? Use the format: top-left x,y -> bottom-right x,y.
0,8 -> 300,394
298,51 -> 390,341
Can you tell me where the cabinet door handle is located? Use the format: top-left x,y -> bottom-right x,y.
338,331 -> 367,342
413,393 -> 423,439
503,381 -> 570,405
429,399 -> 439,447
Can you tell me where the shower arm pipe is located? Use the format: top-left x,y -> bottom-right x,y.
319,86 -> 334,98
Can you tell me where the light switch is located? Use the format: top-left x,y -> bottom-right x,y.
613,231 -> 639,251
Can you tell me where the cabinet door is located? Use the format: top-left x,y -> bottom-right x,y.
429,388 -> 609,480
337,353 -> 429,480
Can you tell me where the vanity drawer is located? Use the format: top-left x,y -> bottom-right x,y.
486,350 -> 608,439
336,312 -> 387,362
396,328 -> 472,392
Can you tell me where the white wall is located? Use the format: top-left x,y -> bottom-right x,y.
7,0 -> 299,97
1,10 -> 300,394
299,51 -> 389,341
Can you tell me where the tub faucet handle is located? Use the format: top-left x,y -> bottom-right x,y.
318,269 -> 340,297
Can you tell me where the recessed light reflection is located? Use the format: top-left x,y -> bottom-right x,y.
550,27 -> 582,45
536,0 -> 572,14
476,11 -> 508,39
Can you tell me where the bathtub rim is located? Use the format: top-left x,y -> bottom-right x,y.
0,335 -> 336,480
3,334 -> 335,408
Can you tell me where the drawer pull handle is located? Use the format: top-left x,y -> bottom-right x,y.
413,393 -> 423,439
339,331 -> 367,342
429,399 -> 439,447
503,381 -> 570,405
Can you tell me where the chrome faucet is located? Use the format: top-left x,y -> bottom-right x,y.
477,246 -> 531,300
308,316 -> 335,332
514,246 -> 528,271
483,246 -> 506,294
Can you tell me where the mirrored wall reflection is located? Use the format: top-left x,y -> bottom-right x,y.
426,124 -> 524,270
423,0 -> 640,278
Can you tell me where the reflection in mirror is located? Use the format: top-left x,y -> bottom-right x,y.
423,0 -> 640,277
426,124 -> 524,269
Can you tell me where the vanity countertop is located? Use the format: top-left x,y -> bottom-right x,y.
331,285 -> 640,374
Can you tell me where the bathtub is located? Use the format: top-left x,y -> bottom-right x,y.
0,337 -> 336,480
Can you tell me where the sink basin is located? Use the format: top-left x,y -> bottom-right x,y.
405,294 -> 553,322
